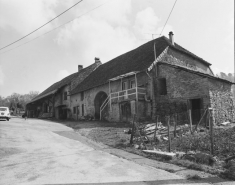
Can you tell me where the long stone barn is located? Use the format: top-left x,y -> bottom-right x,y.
26,60 -> 101,119
69,32 -> 235,125
27,32 -> 234,125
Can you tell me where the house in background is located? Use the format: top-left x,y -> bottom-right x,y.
26,59 -> 101,119
70,32 -> 234,125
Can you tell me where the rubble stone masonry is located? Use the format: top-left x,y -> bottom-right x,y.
208,79 -> 235,124
154,64 -> 210,117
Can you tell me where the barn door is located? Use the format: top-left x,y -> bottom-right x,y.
120,102 -> 131,122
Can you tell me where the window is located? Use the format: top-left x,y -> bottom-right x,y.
64,91 -> 67,100
81,91 -> 84,101
73,107 -> 76,114
130,80 -> 136,89
158,78 -> 167,95
122,81 -> 128,90
0,108 -> 7,111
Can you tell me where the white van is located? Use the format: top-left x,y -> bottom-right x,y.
0,107 -> 10,121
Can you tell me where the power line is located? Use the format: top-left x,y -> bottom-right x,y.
160,0 -> 178,36
0,1 -> 111,55
0,0 -> 83,51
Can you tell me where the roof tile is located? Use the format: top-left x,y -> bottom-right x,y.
71,36 -> 210,94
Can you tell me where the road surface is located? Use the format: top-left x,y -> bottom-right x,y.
0,118 -> 208,185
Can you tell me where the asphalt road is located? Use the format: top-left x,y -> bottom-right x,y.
0,118 -> 209,185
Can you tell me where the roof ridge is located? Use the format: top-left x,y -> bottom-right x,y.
31,62 -> 100,102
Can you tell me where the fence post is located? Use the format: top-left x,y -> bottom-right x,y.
188,109 -> 193,133
130,114 -> 135,144
153,115 -> 158,142
167,116 -> 171,152
209,108 -> 214,155
174,114 -> 177,137
195,108 -> 207,131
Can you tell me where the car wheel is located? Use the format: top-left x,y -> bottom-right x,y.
7,118 -> 9,121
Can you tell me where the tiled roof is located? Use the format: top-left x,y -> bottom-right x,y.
30,62 -> 100,103
71,36 -> 211,94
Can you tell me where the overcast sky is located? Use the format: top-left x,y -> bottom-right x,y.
0,0 -> 234,97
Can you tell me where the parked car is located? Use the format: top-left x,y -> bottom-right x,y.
0,107 -> 10,121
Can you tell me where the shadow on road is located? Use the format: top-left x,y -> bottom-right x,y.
46,118 -> 131,130
44,176 -> 234,185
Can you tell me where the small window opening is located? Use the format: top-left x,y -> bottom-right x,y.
158,78 -> 167,95
81,91 -> 84,101
77,106 -> 80,115
122,81 -> 128,90
130,80 -> 136,89
73,107 -> 76,114
64,91 -> 67,100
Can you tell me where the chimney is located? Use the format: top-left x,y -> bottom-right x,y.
169,31 -> 174,46
95,57 -> 101,64
78,65 -> 83,72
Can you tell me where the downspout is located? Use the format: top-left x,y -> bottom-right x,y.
145,71 -> 151,103
109,80 -> 111,111
151,40 -> 158,121
135,73 -> 139,121
152,63 -> 158,121
146,70 -> 154,119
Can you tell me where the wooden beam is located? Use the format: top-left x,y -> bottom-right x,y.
135,73 -> 138,120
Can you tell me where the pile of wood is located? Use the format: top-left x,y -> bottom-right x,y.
134,122 -> 193,143
141,122 -> 173,142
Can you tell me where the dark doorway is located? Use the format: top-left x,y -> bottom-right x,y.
94,91 -> 108,119
81,104 -> 84,116
59,107 -> 67,119
190,98 -> 201,124
76,106 -> 80,120
120,102 -> 131,122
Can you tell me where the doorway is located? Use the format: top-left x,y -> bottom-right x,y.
190,98 -> 202,124
120,102 -> 131,122
94,91 -> 108,119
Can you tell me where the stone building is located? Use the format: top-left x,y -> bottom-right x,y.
70,32 -> 234,124
27,32 -> 234,125
26,60 -> 101,119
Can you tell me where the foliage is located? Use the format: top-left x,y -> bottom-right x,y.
168,127 -> 235,160
0,91 -> 39,110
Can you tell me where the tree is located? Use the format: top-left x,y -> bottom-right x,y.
0,91 -> 40,109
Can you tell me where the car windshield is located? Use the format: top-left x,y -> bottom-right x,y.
0,108 -> 7,111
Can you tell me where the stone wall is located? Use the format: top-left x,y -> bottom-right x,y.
153,63 -> 211,125
167,48 -> 213,75
156,64 -> 210,105
151,62 -> 234,125
70,72 -> 151,122
208,79 -> 235,124
54,85 -> 72,119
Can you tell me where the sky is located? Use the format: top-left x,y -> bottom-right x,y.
0,0 -> 234,97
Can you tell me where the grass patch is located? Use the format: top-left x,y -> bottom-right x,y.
186,174 -> 202,180
71,121 -> 234,180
